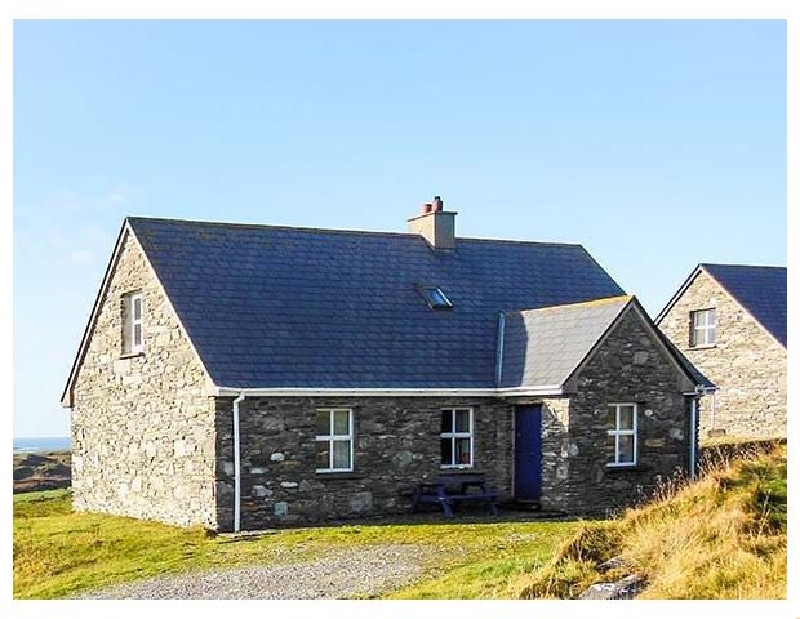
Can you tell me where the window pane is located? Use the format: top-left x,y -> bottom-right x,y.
133,297 -> 142,320
454,410 -> 470,433
316,411 -> 331,436
707,308 -> 716,325
333,410 -> 350,436
707,327 -> 716,344
455,437 -> 471,465
315,441 -> 330,469
441,410 -> 453,434
133,324 -> 142,347
618,406 -> 634,430
441,437 -> 453,465
332,440 -> 351,469
606,406 -> 616,427
618,435 -> 635,464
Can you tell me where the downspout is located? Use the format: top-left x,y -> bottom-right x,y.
233,392 -> 246,532
690,394 -> 698,479
495,311 -> 506,387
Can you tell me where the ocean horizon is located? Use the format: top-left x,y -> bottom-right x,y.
13,436 -> 71,453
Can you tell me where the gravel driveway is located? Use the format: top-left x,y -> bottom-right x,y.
75,544 -> 430,600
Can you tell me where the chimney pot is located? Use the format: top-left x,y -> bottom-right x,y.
432,196 -> 444,212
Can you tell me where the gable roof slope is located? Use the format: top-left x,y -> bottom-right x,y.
501,296 -> 631,388
125,216 -> 626,389
700,263 -> 786,347
501,295 -> 713,391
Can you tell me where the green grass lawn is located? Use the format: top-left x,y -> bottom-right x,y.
13,491 -> 579,600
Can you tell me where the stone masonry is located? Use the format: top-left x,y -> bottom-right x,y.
658,270 -> 786,439
66,229 -> 697,530
213,396 -> 514,531
554,306 -> 694,516
69,229 -> 219,529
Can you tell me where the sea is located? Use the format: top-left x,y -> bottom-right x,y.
13,436 -> 71,454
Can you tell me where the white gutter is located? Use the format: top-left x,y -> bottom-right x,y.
233,391 -> 245,533
215,386 -> 564,398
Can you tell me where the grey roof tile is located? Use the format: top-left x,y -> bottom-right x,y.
128,217 -> 626,388
702,264 -> 786,347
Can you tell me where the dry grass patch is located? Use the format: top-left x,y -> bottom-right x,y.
511,442 -> 786,600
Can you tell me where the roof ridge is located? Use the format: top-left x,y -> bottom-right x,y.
701,262 -> 786,270
125,216 -> 585,247
519,294 -> 632,314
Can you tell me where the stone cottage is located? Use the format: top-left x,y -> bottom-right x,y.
656,263 -> 786,439
62,198 -> 710,531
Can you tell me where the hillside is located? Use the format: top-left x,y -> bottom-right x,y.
13,451 -> 71,494
510,441 -> 786,599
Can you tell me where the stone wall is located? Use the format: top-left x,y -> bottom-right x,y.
657,269 -> 786,439
538,398 -> 570,512
214,396 -> 513,530
70,228 -> 218,528
562,306 -> 693,516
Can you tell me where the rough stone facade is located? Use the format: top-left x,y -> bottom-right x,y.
658,270 -> 786,439
213,396 -> 514,531
66,232 -> 696,530
69,230 -> 218,528
557,306 -> 694,516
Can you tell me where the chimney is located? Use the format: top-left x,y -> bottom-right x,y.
407,196 -> 457,250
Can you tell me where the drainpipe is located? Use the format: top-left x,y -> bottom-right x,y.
495,311 -> 506,387
233,392 -> 245,532
689,395 -> 698,479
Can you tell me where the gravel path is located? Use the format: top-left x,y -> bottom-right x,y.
75,544 -> 430,600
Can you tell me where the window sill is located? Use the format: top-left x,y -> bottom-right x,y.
315,471 -> 363,480
605,464 -> 649,474
689,343 -> 717,350
119,352 -> 145,360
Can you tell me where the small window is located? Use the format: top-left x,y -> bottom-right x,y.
690,308 -> 716,347
607,403 -> 637,467
316,409 -> 354,472
122,291 -> 144,355
417,285 -> 453,309
440,408 -> 473,468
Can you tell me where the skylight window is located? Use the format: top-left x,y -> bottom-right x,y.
417,285 -> 453,309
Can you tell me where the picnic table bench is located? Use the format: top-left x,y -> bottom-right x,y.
411,472 -> 499,518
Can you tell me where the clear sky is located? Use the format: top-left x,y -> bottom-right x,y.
13,19 -> 786,438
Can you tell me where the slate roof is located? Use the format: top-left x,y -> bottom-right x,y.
501,296 -> 631,388
701,264 -> 787,347
502,295 -> 714,391
126,217 -> 626,389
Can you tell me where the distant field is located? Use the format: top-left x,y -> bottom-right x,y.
13,450 -> 70,494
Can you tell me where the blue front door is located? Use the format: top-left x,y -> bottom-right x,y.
514,405 -> 542,501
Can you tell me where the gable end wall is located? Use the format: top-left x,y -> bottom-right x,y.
70,230 -> 218,528
565,307 -> 692,515
658,270 -> 786,439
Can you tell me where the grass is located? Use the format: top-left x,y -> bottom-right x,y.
509,442 -> 787,600
13,494 -> 579,600
14,441 -> 786,600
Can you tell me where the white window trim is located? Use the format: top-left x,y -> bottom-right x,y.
315,408 -> 354,473
690,308 -> 716,347
123,291 -> 144,355
606,402 -> 637,467
440,408 -> 474,469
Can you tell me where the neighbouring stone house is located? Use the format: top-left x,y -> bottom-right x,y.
62,198 -> 710,531
656,263 -> 786,439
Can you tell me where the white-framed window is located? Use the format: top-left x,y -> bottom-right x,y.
690,308 -> 716,347
440,408 -> 474,468
607,403 -> 637,467
122,291 -> 144,355
315,409 -> 354,472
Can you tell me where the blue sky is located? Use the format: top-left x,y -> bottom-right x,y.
13,20 -> 786,438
